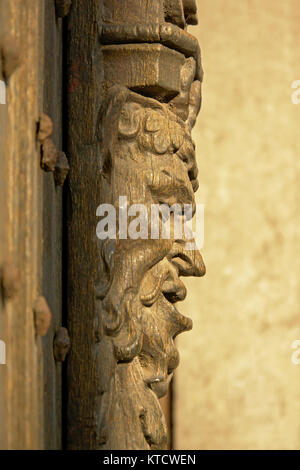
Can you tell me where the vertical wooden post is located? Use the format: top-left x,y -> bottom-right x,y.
67,0 -> 204,449
0,0 -> 45,449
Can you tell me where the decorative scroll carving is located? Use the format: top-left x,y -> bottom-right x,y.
67,0 -> 204,450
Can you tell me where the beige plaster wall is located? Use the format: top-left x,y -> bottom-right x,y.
175,0 -> 300,450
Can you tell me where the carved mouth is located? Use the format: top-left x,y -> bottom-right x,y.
139,243 -> 204,398
161,285 -> 192,338
140,289 -> 192,399
142,290 -> 192,399
148,373 -> 173,399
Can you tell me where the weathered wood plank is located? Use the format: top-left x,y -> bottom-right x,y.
0,0 -> 64,449
42,0 -> 64,450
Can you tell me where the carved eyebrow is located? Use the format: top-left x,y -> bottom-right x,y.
151,193 -> 194,209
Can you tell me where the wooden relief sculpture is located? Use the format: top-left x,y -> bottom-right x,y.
67,0 -> 204,450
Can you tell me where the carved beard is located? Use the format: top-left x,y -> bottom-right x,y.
95,289 -> 168,450
94,86 -> 205,449
138,256 -> 193,398
97,357 -> 168,450
95,246 -> 204,449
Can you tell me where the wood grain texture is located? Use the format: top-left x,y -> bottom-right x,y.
0,0 -> 44,449
0,0 -> 63,449
42,0 -> 64,449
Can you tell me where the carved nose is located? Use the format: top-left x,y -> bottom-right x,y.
170,241 -> 206,277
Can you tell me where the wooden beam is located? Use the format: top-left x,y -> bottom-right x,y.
67,0 -> 204,450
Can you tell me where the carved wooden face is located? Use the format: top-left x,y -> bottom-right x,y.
138,240 -> 205,398
114,95 -> 199,203
97,89 -> 205,400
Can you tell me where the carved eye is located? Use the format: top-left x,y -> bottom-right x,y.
153,131 -> 171,154
143,111 -> 172,154
144,111 -> 164,133
170,123 -> 184,151
118,102 -> 141,138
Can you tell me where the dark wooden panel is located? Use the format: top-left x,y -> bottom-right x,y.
42,0 -> 64,450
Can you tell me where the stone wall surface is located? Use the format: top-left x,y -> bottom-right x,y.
175,0 -> 300,450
